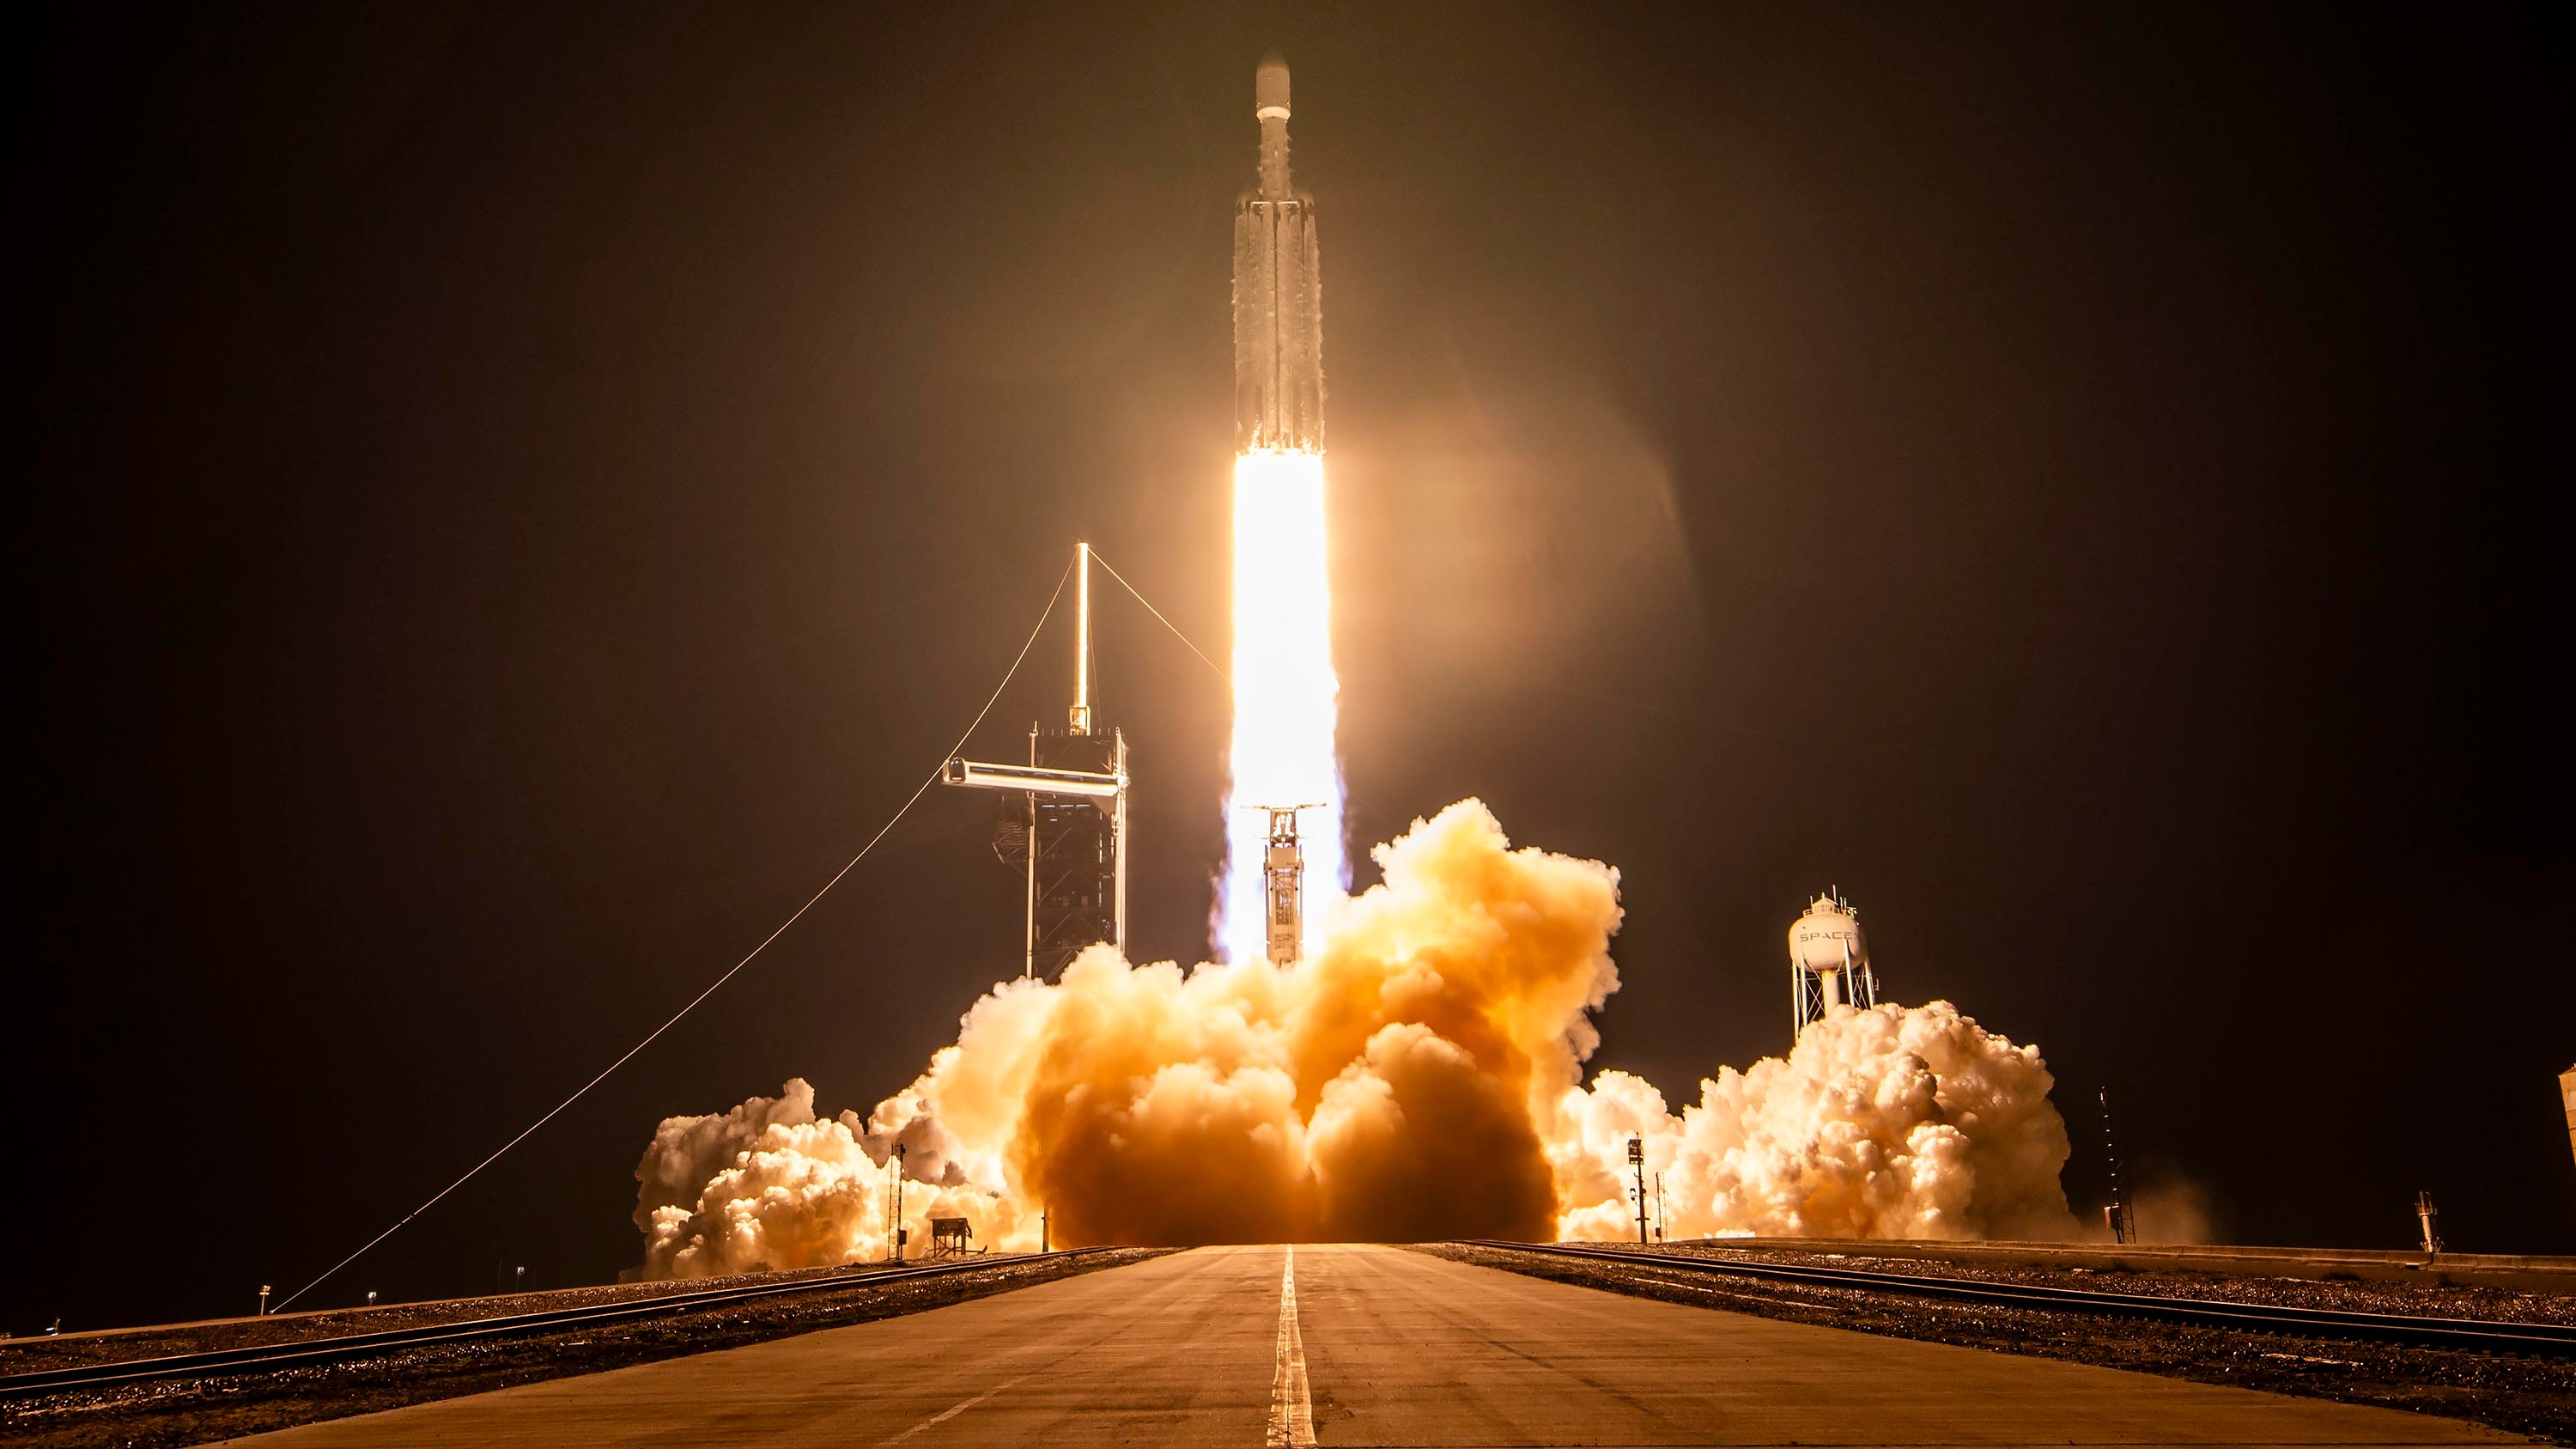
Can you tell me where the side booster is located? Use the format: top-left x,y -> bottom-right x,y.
1234,52 -> 1324,453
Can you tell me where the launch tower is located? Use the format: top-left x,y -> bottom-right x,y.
1789,890 -> 1878,1038
1012,721 -> 1126,975
941,545 -> 1129,978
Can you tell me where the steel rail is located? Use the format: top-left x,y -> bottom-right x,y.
1467,1241 -> 2573,1355
2,1250 -> 1102,1398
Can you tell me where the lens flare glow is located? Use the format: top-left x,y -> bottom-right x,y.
1220,448 -> 1346,962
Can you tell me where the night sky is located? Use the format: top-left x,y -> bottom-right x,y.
21,4 -> 2566,1333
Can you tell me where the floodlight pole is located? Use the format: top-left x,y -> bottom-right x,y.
890,1144 -> 908,1264
1628,1136 -> 1649,1245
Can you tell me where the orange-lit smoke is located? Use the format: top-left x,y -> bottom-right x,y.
1549,1002 -> 2078,1242
633,801 -> 2074,1275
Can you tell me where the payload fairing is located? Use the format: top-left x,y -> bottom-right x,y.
1234,53 -> 1324,454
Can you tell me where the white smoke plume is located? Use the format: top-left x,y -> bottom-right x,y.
629,1078 -> 1031,1278
632,801 -> 2074,1275
1548,1002 -> 2076,1242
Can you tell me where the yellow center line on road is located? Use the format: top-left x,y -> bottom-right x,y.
1267,1246 -> 1315,1448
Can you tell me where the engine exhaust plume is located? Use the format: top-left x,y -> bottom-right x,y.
1221,448 -> 1345,963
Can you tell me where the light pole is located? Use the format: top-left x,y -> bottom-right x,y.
258,1284 -> 271,1317
2099,1087 -> 2136,1245
890,1145 -> 908,1264
1627,1137 -> 1649,1245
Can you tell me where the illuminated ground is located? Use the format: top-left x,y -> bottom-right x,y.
220,1245 -> 2519,1446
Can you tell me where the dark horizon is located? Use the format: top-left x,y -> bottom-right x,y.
21,3 -> 2566,1333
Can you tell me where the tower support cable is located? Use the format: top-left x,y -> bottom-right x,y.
1089,551 -> 1229,683
273,558 -> 1076,1312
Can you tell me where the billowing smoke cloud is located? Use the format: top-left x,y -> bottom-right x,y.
629,1078 -> 1029,1278
632,801 -> 2073,1275
1547,1003 -> 2076,1242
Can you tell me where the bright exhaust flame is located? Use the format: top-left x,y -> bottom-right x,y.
1220,448 -> 1345,961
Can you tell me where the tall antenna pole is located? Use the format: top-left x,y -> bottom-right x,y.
1071,543 -> 1092,735
2100,1087 -> 2134,1245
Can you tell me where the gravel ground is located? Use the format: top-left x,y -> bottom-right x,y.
1649,1240 -> 2576,1324
2,1249 -> 1169,1449
1427,1243 -> 2576,1446
0,1258 -> 951,1374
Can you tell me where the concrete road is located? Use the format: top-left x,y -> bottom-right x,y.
228,1244 -> 2527,1446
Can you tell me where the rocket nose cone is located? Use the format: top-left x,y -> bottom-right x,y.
1256,52 -> 1290,117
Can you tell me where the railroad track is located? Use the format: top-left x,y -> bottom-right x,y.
1,1250 -> 1101,1398
1468,1240 -> 2575,1356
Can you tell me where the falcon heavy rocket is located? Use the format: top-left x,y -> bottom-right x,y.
1234,52 -> 1324,454
1223,52 -> 1340,967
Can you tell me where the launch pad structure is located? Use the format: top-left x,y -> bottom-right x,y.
1250,804 -> 1323,965
940,544 -> 1129,979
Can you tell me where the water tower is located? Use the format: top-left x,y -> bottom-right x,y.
1789,889 -> 1878,1038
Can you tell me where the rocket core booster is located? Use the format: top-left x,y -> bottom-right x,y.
1234,53 -> 1323,452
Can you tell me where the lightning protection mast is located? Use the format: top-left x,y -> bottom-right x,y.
939,543 -> 1129,977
